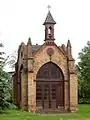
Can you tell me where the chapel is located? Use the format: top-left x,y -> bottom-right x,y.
12,8 -> 77,113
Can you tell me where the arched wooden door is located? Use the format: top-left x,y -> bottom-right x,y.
36,62 -> 64,109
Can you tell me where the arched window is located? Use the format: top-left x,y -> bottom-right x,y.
36,62 -> 64,80
21,51 -> 23,57
48,26 -> 52,34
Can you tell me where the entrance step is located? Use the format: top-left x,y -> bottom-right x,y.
36,107 -> 67,114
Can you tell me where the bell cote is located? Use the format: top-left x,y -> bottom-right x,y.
43,8 -> 56,42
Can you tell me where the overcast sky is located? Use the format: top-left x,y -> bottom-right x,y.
0,0 -> 90,70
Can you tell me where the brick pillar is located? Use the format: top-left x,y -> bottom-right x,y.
66,39 -> 78,112
69,73 -> 77,112
28,72 -> 33,112
64,80 -> 69,111
28,57 -> 36,112
21,71 -> 28,110
28,73 -> 36,112
69,60 -> 78,112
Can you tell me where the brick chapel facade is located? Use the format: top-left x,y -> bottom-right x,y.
12,10 -> 78,113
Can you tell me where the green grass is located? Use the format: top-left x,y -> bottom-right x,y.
0,104 -> 90,120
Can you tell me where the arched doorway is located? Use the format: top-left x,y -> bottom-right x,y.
36,62 -> 64,109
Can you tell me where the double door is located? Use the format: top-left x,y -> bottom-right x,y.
36,82 -> 64,109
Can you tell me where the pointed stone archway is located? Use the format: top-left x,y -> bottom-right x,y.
36,62 -> 64,110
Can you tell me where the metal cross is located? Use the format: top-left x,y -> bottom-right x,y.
47,5 -> 51,11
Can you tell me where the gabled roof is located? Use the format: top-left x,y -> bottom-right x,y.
43,10 -> 56,25
32,45 -> 41,53
32,43 -> 67,57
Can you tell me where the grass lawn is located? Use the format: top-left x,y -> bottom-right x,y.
0,104 -> 90,120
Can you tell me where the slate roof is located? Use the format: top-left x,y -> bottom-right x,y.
43,10 -> 56,25
31,44 -> 66,54
32,45 -> 41,53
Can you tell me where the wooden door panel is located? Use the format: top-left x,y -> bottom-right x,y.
50,84 -> 56,108
60,84 -> 64,106
56,84 -> 61,108
43,84 -> 49,108
36,83 -> 42,108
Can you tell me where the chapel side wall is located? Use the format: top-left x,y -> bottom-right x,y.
21,71 -> 28,110
32,45 -> 69,111
16,43 -> 28,111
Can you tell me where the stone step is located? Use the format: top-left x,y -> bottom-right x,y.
36,108 -> 67,114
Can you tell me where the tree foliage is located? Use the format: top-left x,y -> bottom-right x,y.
0,69 -> 12,110
0,42 -> 12,112
6,51 -> 17,70
78,41 -> 90,103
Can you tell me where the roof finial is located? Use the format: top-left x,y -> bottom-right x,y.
47,5 -> 51,11
67,39 -> 71,47
27,37 -> 32,45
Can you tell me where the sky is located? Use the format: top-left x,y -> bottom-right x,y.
0,0 -> 90,70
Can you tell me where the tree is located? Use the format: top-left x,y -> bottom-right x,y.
6,51 -> 17,70
0,42 -> 12,111
0,43 -> 5,67
78,41 -> 90,103
0,69 -> 11,110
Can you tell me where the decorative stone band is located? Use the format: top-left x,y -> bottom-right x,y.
28,70 -> 34,73
69,70 -> 77,74
23,57 -> 33,60
34,79 -> 69,82
45,41 -> 55,45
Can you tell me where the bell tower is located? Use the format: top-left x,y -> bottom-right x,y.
43,6 -> 56,42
